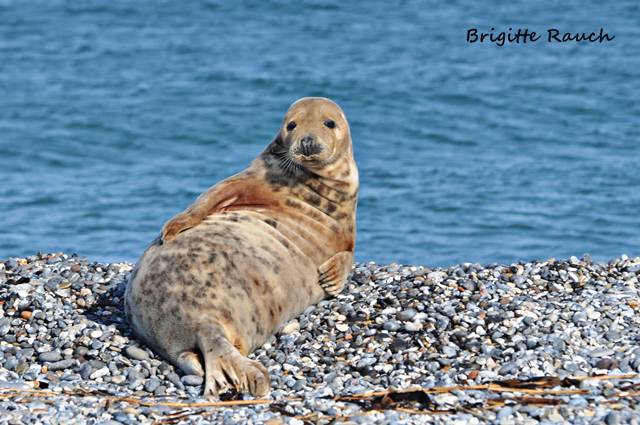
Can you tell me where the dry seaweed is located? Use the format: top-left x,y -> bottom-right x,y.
0,373 -> 638,423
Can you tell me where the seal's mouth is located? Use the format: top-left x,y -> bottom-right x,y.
291,152 -> 323,163
291,135 -> 326,163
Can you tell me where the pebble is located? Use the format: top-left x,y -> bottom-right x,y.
335,324 -> 349,332
13,283 -> 32,298
595,358 -> 619,370
499,362 -> 519,375
605,411 -> 621,425
1,253 -> 639,424
181,375 -> 204,386
442,346 -> 457,358
47,359 -> 76,371
90,367 -> 110,379
383,321 -> 401,332
125,346 -> 149,361
38,351 -> 62,363
166,372 -> 184,388
144,378 -> 161,393
111,375 -> 126,384
397,308 -> 417,321
591,348 -> 614,357
281,321 -> 300,334
496,406 -> 513,420
404,322 -> 422,332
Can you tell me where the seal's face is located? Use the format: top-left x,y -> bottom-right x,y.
280,97 -> 351,168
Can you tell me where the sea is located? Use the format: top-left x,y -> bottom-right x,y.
1,0 -> 639,266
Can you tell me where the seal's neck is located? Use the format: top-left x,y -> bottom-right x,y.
306,155 -> 359,199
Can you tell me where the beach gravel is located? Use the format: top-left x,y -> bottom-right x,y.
1,252 -> 640,423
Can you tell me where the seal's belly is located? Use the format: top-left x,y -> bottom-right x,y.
126,211 -> 324,356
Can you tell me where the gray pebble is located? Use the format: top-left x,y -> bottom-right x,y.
550,336 -> 565,352
526,336 -> 539,349
605,411 -> 620,425
181,374 -> 203,386
166,372 -> 184,388
73,346 -> 89,358
496,406 -> 513,420
47,359 -> 76,371
154,385 -> 167,396
590,348 -> 614,357
499,362 -> 519,375
38,351 -> 62,363
397,308 -> 417,321
606,329 -> 621,341
442,346 -> 457,358
112,412 -> 130,423
79,363 -> 93,380
4,357 -> 18,370
383,321 -> 401,332
125,346 -> 149,361
144,378 -> 161,393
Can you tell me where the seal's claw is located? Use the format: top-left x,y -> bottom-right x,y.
203,363 -> 231,400
198,328 -> 270,399
241,358 -> 270,397
177,351 -> 204,376
318,251 -> 353,297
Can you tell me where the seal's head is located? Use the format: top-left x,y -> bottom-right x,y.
278,97 -> 352,168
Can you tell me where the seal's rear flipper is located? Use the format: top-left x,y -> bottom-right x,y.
197,326 -> 270,399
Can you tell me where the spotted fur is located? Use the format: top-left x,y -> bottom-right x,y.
125,97 -> 358,399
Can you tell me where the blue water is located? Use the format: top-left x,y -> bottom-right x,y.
1,1 -> 639,266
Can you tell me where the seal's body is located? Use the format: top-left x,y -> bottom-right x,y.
125,98 -> 358,398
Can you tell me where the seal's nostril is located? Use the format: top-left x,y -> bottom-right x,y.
300,136 -> 317,156
302,142 -> 309,154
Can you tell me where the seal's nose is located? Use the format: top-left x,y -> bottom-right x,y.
300,135 -> 321,156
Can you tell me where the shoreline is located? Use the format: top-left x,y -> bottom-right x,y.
1,253 -> 639,424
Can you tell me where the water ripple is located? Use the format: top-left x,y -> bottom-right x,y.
1,0 -> 638,265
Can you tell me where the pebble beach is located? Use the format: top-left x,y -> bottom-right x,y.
1,252 -> 640,424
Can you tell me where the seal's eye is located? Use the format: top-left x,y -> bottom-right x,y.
286,121 -> 297,131
324,120 -> 336,129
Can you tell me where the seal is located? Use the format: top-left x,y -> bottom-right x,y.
124,97 -> 358,398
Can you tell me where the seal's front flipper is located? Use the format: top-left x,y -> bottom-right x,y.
161,213 -> 198,242
197,326 -> 270,399
318,251 -> 353,297
161,196 -> 238,242
161,173 -> 268,244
